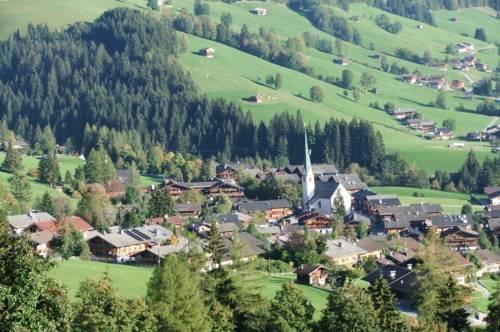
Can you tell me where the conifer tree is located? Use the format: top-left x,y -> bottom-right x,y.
8,172 -> 31,211
38,153 -> 61,187
207,221 -> 226,267
369,276 -> 407,331
146,254 -> 211,332
268,282 -> 315,331
37,192 -> 56,216
1,141 -> 22,173
147,189 -> 174,218
486,283 -> 500,332
319,284 -> 379,332
437,275 -> 470,331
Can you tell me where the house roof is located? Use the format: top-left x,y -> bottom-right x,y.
93,232 -> 145,248
174,203 -> 202,213
94,224 -> 173,248
223,232 -> 266,257
295,264 -> 327,276
325,239 -> 366,259
256,226 -> 281,235
366,195 -> 401,208
484,186 -> 500,197
34,220 -> 58,233
475,249 -> 500,265
30,230 -> 56,245
280,163 -> 338,177
363,265 -> 417,295
311,180 -> 340,200
430,214 -> 472,228
318,174 -> 367,192
216,221 -> 240,233
216,212 -> 253,225
440,226 -> 479,239
356,238 -> 384,253
64,216 -> 94,232
8,212 -> 56,230
237,199 -> 291,213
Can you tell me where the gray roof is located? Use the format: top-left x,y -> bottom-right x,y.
356,238 -> 384,252
30,230 -> 56,244
281,164 -> 338,177
256,226 -> 281,235
94,232 -> 144,248
216,212 -> 253,225
366,195 -> 401,208
430,214 -> 472,228
217,222 -> 240,233
223,232 -> 266,257
312,180 -> 339,200
237,199 -> 291,213
379,204 -> 442,222
143,236 -> 188,258
325,239 -> 366,259
94,224 -> 173,248
8,212 -> 56,230
363,266 -> 417,295
318,174 -> 367,191
484,186 -> 500,196
175,203 -> 202,213
475,249 -> 500,264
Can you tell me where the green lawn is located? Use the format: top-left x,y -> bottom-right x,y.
371,186 -> 483,213
472,290 -> 490,313
479,275 -> 500,294
48,259 -> 154,299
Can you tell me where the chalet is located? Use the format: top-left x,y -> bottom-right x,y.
248,94 -> 265,104
333,57 -> 349,66
250,7 -> 267,16
456,42 -> 474,53
385,237 -> 422,267
461,55 -> 476,68
295,264 -> 329,286
449,80 -> 465,90
199,47 -> 215,58
8,211 -> 56,234
88,225 -> 173,262
297,211 -> 331,234
29,231 -> 56,258
212,220 -> 240,237
206,232 -> 266,270
216,212 -> 253,228
379,204 -> 443,232
159,179 -> 244,199
466,131 -> 485,141
475,249 -> 500,277
325,239 -> 366,268
131,236 -> 188,266
216,162 -> 259,180
475,62 -> 488,72
357,238 -> 384,260
426,77 -> 448,90
433,128 -> 454,140
30,219 -> 58,234
237,199 -> 292,221
256,225 -> 281,240
430,214 -> 473,233
103,179 -> 126,198
485,187 -> 500,206
366,195 -> 401,217
430,63 -> 448,71
419,120 -> 437,133
165,215 -> 183,228
363,265 -> 417,299
350,16 -> 361,23
352,189 -> 377,211
174,202 -> 202,217
440,226 -> 479,252
391,108 -> 416,120
401,74 -> 418,84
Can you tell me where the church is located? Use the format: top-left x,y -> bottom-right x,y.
301,131 -> 352,216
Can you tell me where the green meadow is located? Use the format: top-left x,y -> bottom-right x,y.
0,0 -> 498,173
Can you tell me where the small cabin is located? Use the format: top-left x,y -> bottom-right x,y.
248,94 -> 265,104
250,7 -> 267,16
200,47 -> 215,59
333,57 -> 349,66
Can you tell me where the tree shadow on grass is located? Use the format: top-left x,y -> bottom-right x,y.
293,93 -> 311,102
399,97 -> 431,108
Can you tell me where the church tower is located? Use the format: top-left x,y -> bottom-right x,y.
302,130 -> 315,210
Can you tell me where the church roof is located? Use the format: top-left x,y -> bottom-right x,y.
311,180 -> 340,201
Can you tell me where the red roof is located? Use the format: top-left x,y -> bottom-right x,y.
167,215 -> 184,227
34,220 -> 58,234
67,216 -> 94,232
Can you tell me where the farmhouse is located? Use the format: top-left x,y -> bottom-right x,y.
174,202 -> 202,217
295,264 -> 329,286
365,194 -> 401,217
29,230 -> 56,258
456,42 -> 474,53
475,249 -> 500,276
449,80 -> 465,90
199,47 -> 215,58
440,226 -> 479,252
297,211 -> 332,234
401,74 -> 418,84
333,57 -> 349,66
250,7 -> 268,16
357,238 -> 384,260
248,94 -> 265,104
237,199 -> 292,221
475,62 -> 488,72
484,186 -> 500,206
391,108 -> 416,120
430,214 -> 473,233
159,179 -> 244,199
8,211 -> 56,234
325,239 -> 366,268
432,128 -> 454,140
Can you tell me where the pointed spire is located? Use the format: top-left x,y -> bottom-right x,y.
304,127 -> 312,173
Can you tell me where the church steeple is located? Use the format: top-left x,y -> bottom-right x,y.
302,129 -> 315,210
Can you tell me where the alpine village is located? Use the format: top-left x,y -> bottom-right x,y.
0,0 -> 499,331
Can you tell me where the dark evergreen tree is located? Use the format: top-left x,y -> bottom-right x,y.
37,192 -> 57,216
268,282 -> 315,331
147,189 -> 174,218
1,141 -> 22,173
369,276 -> 407,331
38,153 -> 61,187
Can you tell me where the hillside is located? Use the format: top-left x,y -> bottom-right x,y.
0,0 -> 498,172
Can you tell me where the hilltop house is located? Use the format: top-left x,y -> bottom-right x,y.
199,47 -> 215,58
391,108 -> 416,120
485,187 -> 500,206
250,7 -> 268,16
456,42 -> 474,53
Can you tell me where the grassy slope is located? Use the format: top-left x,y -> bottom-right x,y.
433,7 -> 500,45
371,186 -> 482,213
0,152 -> 83,206
0,0 -> 147,40
0,0 -> 497,172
